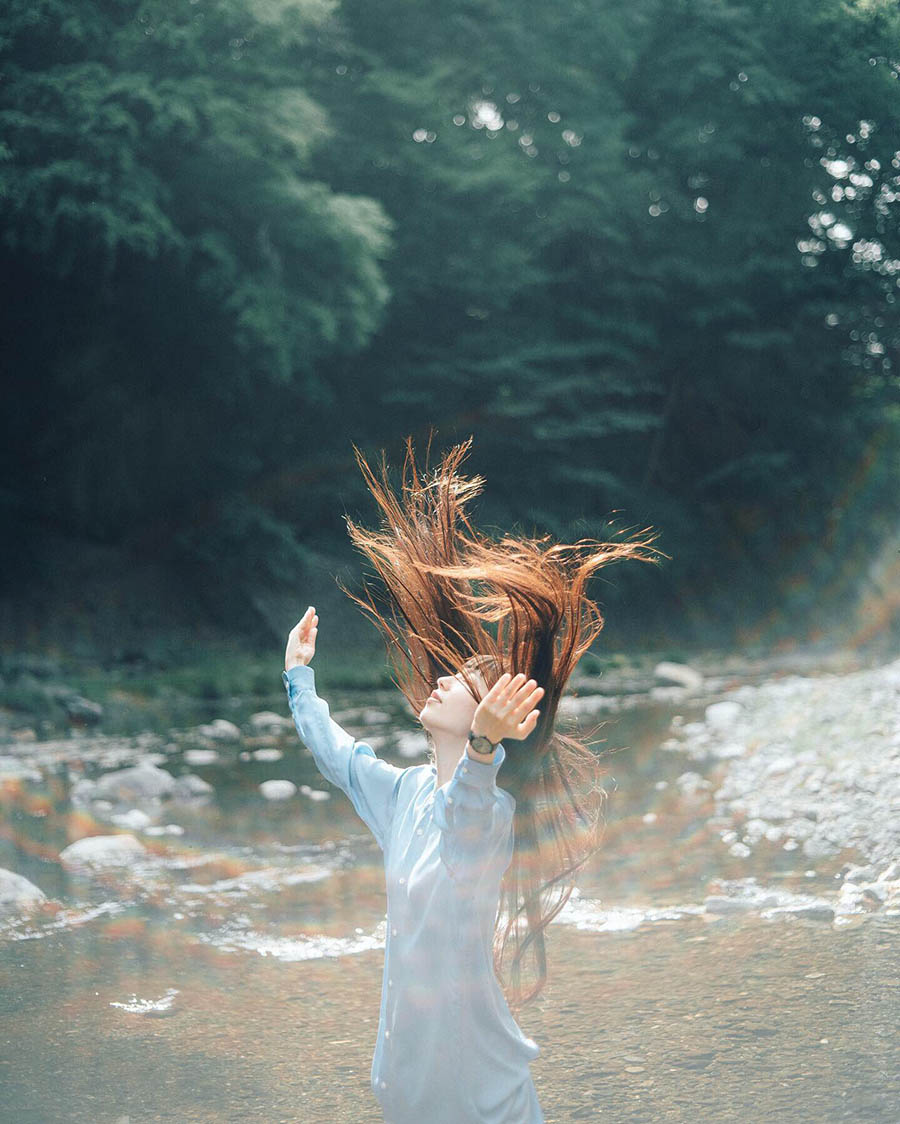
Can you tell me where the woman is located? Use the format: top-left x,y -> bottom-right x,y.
282,434 -> 663,1123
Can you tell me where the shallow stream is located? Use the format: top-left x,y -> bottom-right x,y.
0,652 -> 897,1122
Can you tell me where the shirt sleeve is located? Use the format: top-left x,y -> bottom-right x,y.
432,741 -> 515,885
282,663 -> 405,852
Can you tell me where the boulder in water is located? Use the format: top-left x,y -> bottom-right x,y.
0,869 -> 47,915
59,834 -> 147,867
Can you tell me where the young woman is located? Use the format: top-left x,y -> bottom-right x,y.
282,435 -> 662,1124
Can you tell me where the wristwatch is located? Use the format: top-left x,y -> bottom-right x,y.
468,730 -> 500,756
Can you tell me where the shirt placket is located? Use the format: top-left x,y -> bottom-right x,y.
449,865 -> 479,1120
379,850 -> 411,1103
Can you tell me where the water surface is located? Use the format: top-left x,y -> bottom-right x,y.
0,663 -> 897,1122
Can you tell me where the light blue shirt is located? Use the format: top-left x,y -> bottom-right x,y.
283,663 -> 544,1124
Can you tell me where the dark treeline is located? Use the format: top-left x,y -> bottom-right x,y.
2,0 -> 899,654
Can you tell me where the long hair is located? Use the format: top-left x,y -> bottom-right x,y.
336,432 -> 666,1011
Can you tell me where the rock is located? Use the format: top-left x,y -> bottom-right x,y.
782,905 -> 835,922
0,868 -> 47,914
666,655 -> 900,889
248,711 -> 294,734
0,756 -> 42,782
93,762 -> 176,802
704,895 -> 754,914
879,880 -> 900,907
704,700 -> 744,730
763,755 -> 796,777
839,879 -> 889,910
298,784 -> 331,802
782,818 -> 815,841
69,777 -> 98,806
650,684 -> 693,703
359,708 -> 392,725
394,730 -> 428,760
194,719 -> 241,743
183,748 -> 219,765
741,818 -> 771,844
707,741 -> 746,760
252,748 -> 283,762
843,864 -> 879,884
110,809 -> 153,830
876,860 -> 900,883
678,773 -> 714,800
59,834 -> 147,866
172,773 -> 214,799
63,696 -> 104,726
654,661 -> 704,690
558,694 -> 620,717
259,779 -> 297,801
802,835 -> 842,859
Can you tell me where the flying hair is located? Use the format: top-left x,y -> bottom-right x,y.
335,430 -> 666,1010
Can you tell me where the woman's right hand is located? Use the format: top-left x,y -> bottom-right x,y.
285,606 -> 318,671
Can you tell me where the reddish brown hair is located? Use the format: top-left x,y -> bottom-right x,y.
337,432 -> 665,1010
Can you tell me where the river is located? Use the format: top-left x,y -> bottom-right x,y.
0,646 -> 897,1121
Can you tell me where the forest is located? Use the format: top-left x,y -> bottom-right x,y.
2,0 -> 899,662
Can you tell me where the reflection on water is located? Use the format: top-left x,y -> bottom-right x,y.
0,667 -> 897,1122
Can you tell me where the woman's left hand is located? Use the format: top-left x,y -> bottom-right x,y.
471,673 -> 544,744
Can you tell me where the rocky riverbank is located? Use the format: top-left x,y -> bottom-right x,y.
661,652 -> 900,918
1,643 -> 898,925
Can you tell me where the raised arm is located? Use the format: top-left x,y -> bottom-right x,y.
433,741 -> 515,885
283,606 -> 405,852
432,670 -> 542,886
283,664 -> 405,852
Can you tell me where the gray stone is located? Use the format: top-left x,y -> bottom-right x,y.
248,711 -> 294,734
183,748 -> 219,765
0,757 -> 42,782
259,779 -> 297,801
705,700 -> 744,729
194,719 -> 241,742
93,762 -> 176,802
654,661 -> 704,690
63,696 -> 104,725
0,868 -> 47,915
783,905 -> 835,922
172,773 -> 214,799
60,834 -> 147,866
704,895 -> 754,914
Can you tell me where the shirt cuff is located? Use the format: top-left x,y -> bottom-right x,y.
283,663 -> 315,696
456,740 -> 506,787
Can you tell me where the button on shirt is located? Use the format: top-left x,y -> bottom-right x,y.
283,663 -> 544,1124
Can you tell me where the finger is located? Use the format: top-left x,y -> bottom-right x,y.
513,679 -> 539,700
513,686 -> 543,715
508,680 -> 539,710
487,672 -> 513,701
516,710 -> 540,735
498,673 -> 527,705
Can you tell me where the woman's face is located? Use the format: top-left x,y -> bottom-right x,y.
418,665 -> 488,738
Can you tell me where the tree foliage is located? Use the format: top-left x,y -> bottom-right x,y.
2,0 -> 899,645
